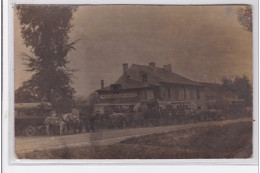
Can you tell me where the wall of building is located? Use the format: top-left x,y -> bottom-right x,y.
159,85 -> 207,110
96,84 -> 207,111
139,89 -> 155,102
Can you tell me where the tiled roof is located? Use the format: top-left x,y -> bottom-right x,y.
98,64 -> 202,91
115,64 -> 201,88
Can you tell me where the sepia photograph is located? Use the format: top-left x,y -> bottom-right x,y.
13,4 -> 253,159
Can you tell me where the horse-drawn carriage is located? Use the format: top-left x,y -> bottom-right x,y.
15,102 -> 52,136
15,102 -> 83,136
44,111 -> 82,135
15,98 -> 247,136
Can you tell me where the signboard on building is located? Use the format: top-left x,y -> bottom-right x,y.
100,93 -> 138,99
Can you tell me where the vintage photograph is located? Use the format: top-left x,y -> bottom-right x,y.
14,5 -> 253,159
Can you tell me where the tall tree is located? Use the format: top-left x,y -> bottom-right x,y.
16,5 -> 78,113
221,75 -> 252,106
231,75 -> 252,106
221,76 -> 233,90
237,6 -> 252,32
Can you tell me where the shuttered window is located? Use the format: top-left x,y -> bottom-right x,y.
175,89 -> 179,99
197,88 -> 200,100
184,88 -> 186,100
190,89 -> 193,99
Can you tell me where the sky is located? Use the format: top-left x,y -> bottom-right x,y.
14,5 -> 252,97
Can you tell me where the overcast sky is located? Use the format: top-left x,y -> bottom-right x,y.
14,5 -> 252,97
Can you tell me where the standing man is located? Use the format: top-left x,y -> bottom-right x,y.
89,113 -> 96,132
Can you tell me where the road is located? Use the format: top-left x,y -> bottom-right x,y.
15,117 -> 252,154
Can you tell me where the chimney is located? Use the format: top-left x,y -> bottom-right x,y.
123,63 -> 128,75
101,80 -> 104,89
149,62 -> 155,69
163,64 -> 172,72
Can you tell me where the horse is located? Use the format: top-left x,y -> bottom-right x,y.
143,108 -> 161,127
44,113 -> 82,135
126,112 -> 145,128
65,113 -> 82,134
108,113 -> 128,128
44,116 -> 67,135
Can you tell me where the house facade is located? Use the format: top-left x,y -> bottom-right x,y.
95,62 -> 207,114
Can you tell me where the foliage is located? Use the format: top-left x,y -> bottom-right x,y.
15,5 -> 78,114
237,6 -> 252,32
232,75 -> 253,106
15,80 -> 41,102
221,76 -> 233,89
221,75 -> 252,106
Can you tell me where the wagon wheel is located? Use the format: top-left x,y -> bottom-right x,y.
25,126 -> 36,136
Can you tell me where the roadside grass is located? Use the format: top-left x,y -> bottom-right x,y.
17,121 -> 252,159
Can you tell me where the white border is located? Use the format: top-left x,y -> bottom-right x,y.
2,0 -> 259,172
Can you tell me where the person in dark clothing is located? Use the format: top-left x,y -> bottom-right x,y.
89,113 -> 96,132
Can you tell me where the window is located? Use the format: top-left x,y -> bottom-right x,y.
190,89 -> 193,99
143,74 -> 147,82
184,88 -> 186,100
174,89 -> 179,99
168,88 -> 171,98
196,88 -> 200,100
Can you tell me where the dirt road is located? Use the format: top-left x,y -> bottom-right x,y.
15,117 -> 252,155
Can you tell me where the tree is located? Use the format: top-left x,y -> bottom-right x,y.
237,6 -> 252,32
15,80 -> 41,103
15,5 -> 78,114
232,75 -> 252,106
221,75 -> 252,106
221,76 -> 233,90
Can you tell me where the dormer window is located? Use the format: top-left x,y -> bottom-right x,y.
143,74 -> 147,82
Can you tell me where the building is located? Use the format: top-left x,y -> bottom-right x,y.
94,62 -> 207,114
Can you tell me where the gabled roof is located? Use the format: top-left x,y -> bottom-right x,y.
116,64 -> 200,86
98,64 -> 202,91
